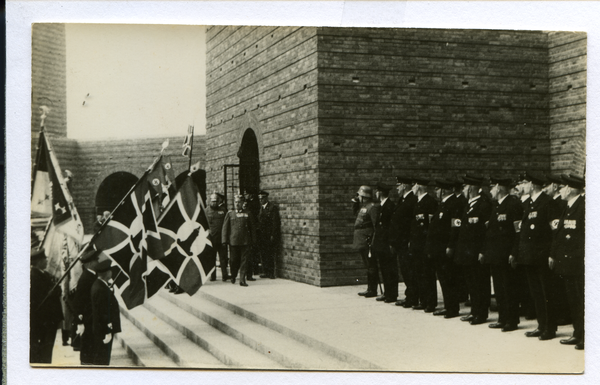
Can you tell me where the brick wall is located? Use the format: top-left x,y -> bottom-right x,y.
316,28 -> 551,285
547,32 -> 586,175
47,135 -> 205,232
31,24 -> 68,161
205,26 -> 321,285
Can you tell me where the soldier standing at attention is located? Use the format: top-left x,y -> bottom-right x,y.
543,175 -> 571,326
222,195 -> 257,287
408,177 -> 438,312
206,192 -> 229,281
258,190 -> 281,279
481,176 -> 523,332
426,179 -> 463,319
73,249 -> 101,365
372,182 -> 397,303
455,174 -> 492,325
512,172 -> 557,341
30,249 -> 63,364
353,185 -> 380,298
551,174 -> 585,350
91,259 -> 122,365
390,176 -> 418,308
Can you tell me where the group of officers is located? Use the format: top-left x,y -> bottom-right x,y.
353,172 -> 585,350
30,248 -> 121,365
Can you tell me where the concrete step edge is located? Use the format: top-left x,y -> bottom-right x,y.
115,315 -> 178,368
159,290 -> 329,369
144,297 -> 282,369
197,290 -> 382,370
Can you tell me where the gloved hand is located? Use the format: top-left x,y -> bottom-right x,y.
103,333 -> 112,344
76,324 -> 85,336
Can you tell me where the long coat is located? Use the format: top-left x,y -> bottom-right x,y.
482,195 -> 523,265
206,204 -> 227,247
222,209 -> 257,246
551,195 -> 584,276
517,192 -> 553,265
389,192 -> 417,249
91,279 -> 122,338
258,202 -> 281,245
454,196 -> 492,266
409,194 -> 438,254
353,201 -> 379,251
425,195 -> 463,256
372,198 -> 395,251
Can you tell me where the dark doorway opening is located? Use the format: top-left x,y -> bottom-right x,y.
95,172 -> 138,215
237,128 -> 260,196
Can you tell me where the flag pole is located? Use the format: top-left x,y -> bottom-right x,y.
36,155 -> 160,312
188,125 -> 195,172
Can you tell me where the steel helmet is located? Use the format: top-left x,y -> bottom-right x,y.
357,185 -> 372,198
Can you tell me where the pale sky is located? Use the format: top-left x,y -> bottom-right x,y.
66,24 -> 206,140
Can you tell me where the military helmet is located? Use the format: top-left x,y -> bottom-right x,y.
357,185 -> 373,198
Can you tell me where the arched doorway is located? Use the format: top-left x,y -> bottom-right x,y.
95,172 -> 138,215
237,128 -> 260,196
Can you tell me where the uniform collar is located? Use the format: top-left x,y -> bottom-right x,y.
417,192 -> 427,202
530,190 -> 542,202
568,194 -> 581,208
380,197 -> 388,206
497,194 -> 508,205
442,194 -> 453,203
468,195 -> 481,204
403,190 -> 412,199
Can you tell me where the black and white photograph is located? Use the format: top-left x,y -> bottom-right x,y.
6,1 -> 600,384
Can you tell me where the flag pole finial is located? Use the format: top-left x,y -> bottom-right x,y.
39,105 -> 51,130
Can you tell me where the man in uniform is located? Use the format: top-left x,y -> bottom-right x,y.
243,193 -> 261,281
258,190 -> 281,279
512,172 -> 557,341
426,179 -> 463,318
455,174 -> 492,325
543,174 -> 571,326
390,176 -> 418,307
73,249 -> 101,365
481,176 -> 523,332
353,185 -> 379,298
222,195 -> 257,287
550,174 -> 585,350
206,192 -> 229,281
372,182 -> 397,303
408,177 -> 438,312
91,259 -> 122,365
30,248 -> 63,364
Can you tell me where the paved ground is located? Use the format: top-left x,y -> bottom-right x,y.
200,276 -> 584,374
51,276 -> 584,374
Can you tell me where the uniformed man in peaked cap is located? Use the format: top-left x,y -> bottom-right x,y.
425,178 -> 463,318
353,185 -> 380,297
455,174 -> 492,325
206,192 -> 229,281
258,190 -> 281,279
73,249 -> 102,365
390,176 -> 418,307
481,176 -> 523,332
222,195 -> 257,287
550,174 -> 585,350
543,174 -> 571,326
372,182 -> 397,303
409,177 -> 438,312
30,248 -> 63,363
513,171 -> 558,341
91,259 -> 121,365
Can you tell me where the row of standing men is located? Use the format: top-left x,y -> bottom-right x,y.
353,172 -> 585,350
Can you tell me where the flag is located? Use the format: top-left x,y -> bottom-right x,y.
182,125 -> 193,157
147,176 -> 215,298
92,168 -> 164,309
32,131 -> 85,281
147,156 -> 178,215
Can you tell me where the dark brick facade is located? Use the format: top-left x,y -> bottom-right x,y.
548,32 -> 586,175
205,27 -> 586,287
